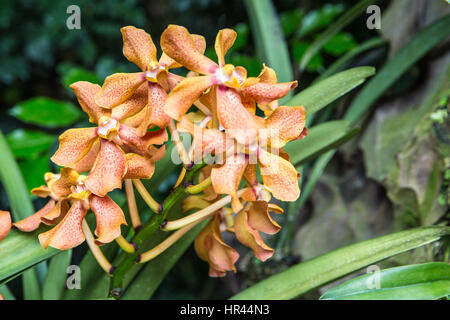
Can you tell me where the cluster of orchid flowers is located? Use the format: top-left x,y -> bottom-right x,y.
0,25 -> 307,278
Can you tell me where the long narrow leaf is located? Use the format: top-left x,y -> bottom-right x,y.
299,0 -> 378,70
320,262 -> 450,300
244,0 -> 292,83
231,226 -> 450,300
42,249 -> 72,300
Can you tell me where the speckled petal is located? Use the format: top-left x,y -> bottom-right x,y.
89,194 -> 127,245
124,153 -> 155,179
111,83 -> 148,120
264,105 -> 306,148
50,168 -> 79,198
38,201 -> 87,250
121,26 -> 157,71
13,200 -> 55,232
258,149 -> 300,201
70,138 -> 100,173
147,83 -> 171,128
159,33 -> 207,69
85,140 -> 126,197
0,211 -> 12,244
164,76 -> 214,120
161,25 -> 218,75
215,29 -> 236,67
95,72 -> 146,109
70,81 -> 111,124
242,81 -> 298,105
51,128 -> 98,167
211,154 -> 248,213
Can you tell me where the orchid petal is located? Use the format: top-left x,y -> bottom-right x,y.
124,153 -> 155,179
89,194 -> 127,245
38,201 -> 87,250
70,138 -> 100,173
242,81 -> 298,105
264,105 -> 306,148
111,83 -> 148,120
70,81 -> 111,124
0,211 -> 11,244
51,128 -> 98,167
95,72 -> 145,109
215,29 -> 236,67
161,25 -> 218,75
85,140 -> 126,197
121,26 -> 158,71
164,76 -> 214,120
159,33 -> 207,69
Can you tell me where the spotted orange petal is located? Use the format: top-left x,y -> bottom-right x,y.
95,72 -> 146,109
41,200 -> 70,225
38,201 -> 87,250
216,86 -> 263,145
242,81 -> 298,105
258,149 -> 300,201
211,154 -> 248,213
89,194 -> 127,245
13,200 -> 55,232
85,140 -> 126,197
31,185 -> 51,198
0,211 -> 11,244
121,26 -> 157,71
69,138 -> 100,173
70,81 -> 110,124
264,105 -> 306,148
124,153 -> 155,180
51,128 -> 98,167
215,29 -> 236,67
111,83 -> 148,121
247,201 -> 280,234
164,76 -> 214,120
161,25 -> 218,75
159,33 -> 207,69
235,206 -> 274,261
50,168 -> 79,198
147,83 -> 171,128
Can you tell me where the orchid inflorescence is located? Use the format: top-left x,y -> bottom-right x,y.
0,25 -> 307,279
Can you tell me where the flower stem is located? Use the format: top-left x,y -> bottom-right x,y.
132,179 -> 161,214
124,179 -> 141,229
115,235 -> 136,254
185,176 -> 212,194
174,167 -> 186,188
82,219 -> 113,274
163,188 -> 247,231
138,223 -> 197,263
109,163 -> 206,298
168,119 -> 191,167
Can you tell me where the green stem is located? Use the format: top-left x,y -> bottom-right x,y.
108,163 -> 205,298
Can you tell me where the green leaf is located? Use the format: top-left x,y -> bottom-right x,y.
244,0 -> 292,84
299,0 -> 377,70
280,9 -> 304,37
0,130 -> 44,299
285,120 -> 359,167
286,66 -> 375,117
323,32 -> 357,56
42,249 -> 72,300
292,41 -> 323,72
61,67 -> 101,89
321,262 -> 450,300
9,97 -> 83,128
345,14 -> 450,125
0,228 -> 59,286
296,4 -> 344,38
0,285 -> 15,300
121,221 -> 207,300
231,226 -> 450,300
6,129 -> 56,159
18,156 -> 51,192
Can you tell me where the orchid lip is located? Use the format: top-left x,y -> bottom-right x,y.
97,117 -> 119,140
145,64 -> 166,82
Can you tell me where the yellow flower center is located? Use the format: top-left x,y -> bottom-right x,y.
214,64 -> 245,88
145,62 -> 167,83
97,116 -> 119,140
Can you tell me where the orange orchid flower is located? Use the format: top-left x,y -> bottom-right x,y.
51,81 -> 167,197
94,26 -> 207,130
0,211 -> 11,249
160,25 -> 297,121
14,168 -> 129,250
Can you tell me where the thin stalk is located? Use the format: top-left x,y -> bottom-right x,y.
109,163 -> 206,298
132,179 -> 161,214
124,179 -> 141,229
138,223 -> 197,263
168,119 -> 191,167
163,189 -> 247,231
82,219 -> 113,274
185,176 -> 212,194
115,235 -> 136,254
174,167 -> 186,188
